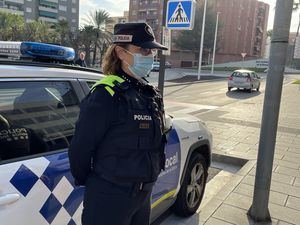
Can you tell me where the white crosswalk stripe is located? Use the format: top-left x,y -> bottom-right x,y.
165,100 -> 218,115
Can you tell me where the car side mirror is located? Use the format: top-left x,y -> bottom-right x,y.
164,114 -> 172,133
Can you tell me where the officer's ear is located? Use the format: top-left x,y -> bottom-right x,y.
115,45 -> 127,61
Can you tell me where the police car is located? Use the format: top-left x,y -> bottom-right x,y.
0,42 -> 212,225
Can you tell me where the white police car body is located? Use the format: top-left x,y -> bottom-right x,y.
0,42 -> 212,225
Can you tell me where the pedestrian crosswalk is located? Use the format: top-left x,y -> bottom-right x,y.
165,100 -> 218,116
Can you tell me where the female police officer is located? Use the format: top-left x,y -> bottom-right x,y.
68,22 -> 168,225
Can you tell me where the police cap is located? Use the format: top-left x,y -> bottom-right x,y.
113,22 -> 168,50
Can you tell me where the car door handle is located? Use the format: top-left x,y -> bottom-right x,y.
0,193 -> 20,206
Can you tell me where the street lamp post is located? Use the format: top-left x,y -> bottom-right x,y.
197,0 -> 207,80
211,12 -> 220,74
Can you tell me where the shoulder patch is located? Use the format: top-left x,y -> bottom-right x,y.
90,75 -> 125,95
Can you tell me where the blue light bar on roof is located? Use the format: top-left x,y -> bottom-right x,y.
20,42 -> 75,61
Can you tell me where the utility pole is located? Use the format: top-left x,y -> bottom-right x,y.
211,12 -> 220,74
248,0 -> 293,222
197,0 -> 207,80
158,0 -> 168,96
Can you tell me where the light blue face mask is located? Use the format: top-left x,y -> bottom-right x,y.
124,50 -> 154,78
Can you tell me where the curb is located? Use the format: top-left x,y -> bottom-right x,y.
164,77 -> 227,87
212,153 -> 248,168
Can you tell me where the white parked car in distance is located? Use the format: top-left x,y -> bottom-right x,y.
228,69 -> 261,92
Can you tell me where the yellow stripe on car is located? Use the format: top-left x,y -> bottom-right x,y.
151,189 -> 177,209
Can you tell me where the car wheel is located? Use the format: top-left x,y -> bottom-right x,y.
256,85 -> 260,91
172,153 -> 208,217
228,87 -> 231,91
248,87 -> 253,93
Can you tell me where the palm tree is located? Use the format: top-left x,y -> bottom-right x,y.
0,12 -> 24,41
79,25 -> 97,67
23,21 -> 40,41
23,21 -> 57,43
69,31 -> 81,55
55,20 -> 70,46
83,9 -> 113,66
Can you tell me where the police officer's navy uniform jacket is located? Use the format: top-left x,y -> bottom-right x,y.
69,70 -> 166,225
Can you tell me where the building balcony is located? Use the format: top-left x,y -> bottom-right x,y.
45,0 -> 58,3
5,0 -> 24,4
0,7 -> 24,15
39,6 -> 58,13
38,16 -> 58,23
138,3 -> 160,10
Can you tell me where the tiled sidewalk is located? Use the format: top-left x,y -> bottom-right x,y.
163,78 -> 300,225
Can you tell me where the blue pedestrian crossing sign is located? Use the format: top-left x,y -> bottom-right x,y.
166,0 -> 196,30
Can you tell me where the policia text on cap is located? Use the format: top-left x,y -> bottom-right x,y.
68,22 -> 168,225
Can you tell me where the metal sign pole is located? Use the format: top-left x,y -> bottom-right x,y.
211,12 -> 220,74
197,0 -> 207,80
248,0 -> 293,222
158,0 -> 168,96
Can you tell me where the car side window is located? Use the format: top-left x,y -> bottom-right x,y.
0,81 -> 80,162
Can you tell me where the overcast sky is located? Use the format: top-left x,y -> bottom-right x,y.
79,0 -> 300,32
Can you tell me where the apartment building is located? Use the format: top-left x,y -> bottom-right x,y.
0,0 -> 79,31
127,0 -> 269,66
128,0 -> 162,41
212,0 -> 269,63
105,11 -> 129,34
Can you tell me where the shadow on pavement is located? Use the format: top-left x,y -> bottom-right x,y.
169,75 -> 226,83
226,89 -> 261,99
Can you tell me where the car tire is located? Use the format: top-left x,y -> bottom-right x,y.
228,87 -> 231,91
248,87 -> 252,93
256,85 -> 260,91
172,153 -> 208,217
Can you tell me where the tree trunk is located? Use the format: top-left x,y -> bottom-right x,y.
85,45 -> 91,67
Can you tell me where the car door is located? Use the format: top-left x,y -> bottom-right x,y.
150,125 -> 181,219
0,79 -> 84,225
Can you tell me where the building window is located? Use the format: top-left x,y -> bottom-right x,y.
59,5 -> 67,11
59,16 -> 66,20
26,7 -> 32,13
8,5 -> 20,11
132,10 -> 137,16
39,10 -> 57,19
72,0 -> 76,3
138,11 -> 147,16
40,0 -> 58,9
132,0 -> 137,5
72,19 -> 76,23
72,8 -> 76,13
